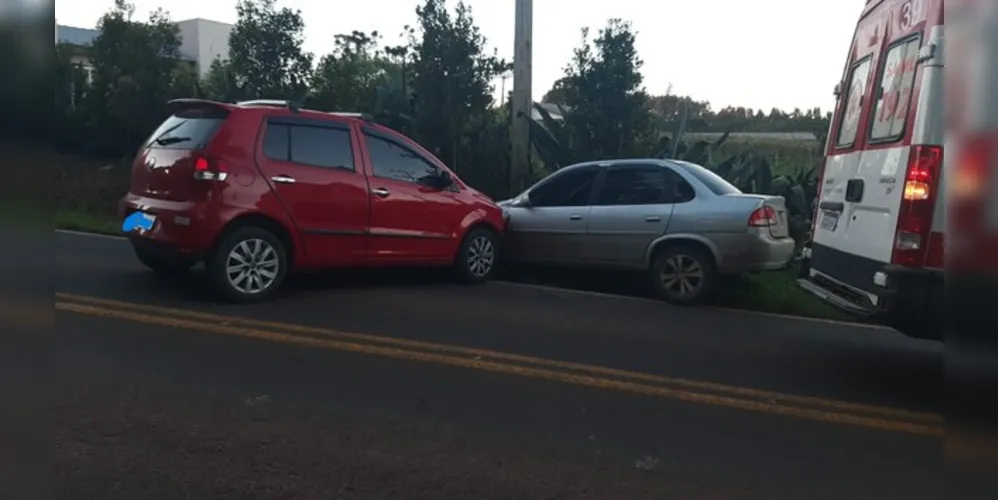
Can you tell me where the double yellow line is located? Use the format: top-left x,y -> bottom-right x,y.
55,292 -> 944,437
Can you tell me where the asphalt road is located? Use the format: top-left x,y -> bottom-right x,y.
49,230 -> 951,499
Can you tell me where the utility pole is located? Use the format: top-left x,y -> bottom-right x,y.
510,0 -> 533,196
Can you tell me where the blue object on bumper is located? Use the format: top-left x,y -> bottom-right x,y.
122,212 -> 155,232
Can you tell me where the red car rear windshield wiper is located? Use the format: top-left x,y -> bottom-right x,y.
155,136 -> 192,146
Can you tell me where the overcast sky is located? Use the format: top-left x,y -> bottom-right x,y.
55,0 -> 863,112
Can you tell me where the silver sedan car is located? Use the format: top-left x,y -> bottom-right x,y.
498,159 -> 796,305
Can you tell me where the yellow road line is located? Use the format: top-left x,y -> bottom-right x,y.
55,292 -> 942,424
55,300 -> 943,437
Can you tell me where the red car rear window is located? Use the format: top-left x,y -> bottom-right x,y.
144,107 -> 229,150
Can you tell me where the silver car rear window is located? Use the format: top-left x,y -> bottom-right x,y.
673,161 -> 742,196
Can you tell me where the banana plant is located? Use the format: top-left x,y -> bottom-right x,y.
712,150 -> 769,191
527,102 -> 579,171
653,99 -> 731,166
711,154 -> 819,247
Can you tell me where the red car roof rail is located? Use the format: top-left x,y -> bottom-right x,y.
236,99 -> 301,112
235,99 -> 374,121
325,111 -> 374,122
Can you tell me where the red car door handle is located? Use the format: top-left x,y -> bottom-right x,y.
372,188 -> 390,198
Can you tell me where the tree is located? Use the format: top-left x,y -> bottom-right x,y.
201,58 -> 243,102
560,19 -> 652,159
55,43 -> 91,152
376,42 -> 417,135
646,90 -> 713,132
541,77 -> 572,106
227,0 -> 313,101
407,0 -> 508,172
311,30 -> 391,113
83,0 -> 190,156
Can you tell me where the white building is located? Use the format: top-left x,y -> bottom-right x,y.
55,17 -> 232,78
174,18 -> 232,77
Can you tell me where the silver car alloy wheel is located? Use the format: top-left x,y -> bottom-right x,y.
660,254 -> 704,297
466,235 -> 495,277
226,238 -> 280,295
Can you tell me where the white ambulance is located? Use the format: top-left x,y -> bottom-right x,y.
798,0 -> 945,340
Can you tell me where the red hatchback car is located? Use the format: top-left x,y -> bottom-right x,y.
119,99 -> 505,302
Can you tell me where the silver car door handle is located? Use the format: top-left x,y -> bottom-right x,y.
271,175 -> 296,184
569,214 -> 583,220
372,188 -> 390,198
645,216 -> 661,222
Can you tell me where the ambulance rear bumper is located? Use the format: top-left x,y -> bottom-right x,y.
796,244 -> 943,340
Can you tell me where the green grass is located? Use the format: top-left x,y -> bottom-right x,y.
56,210 -> 120,235
720,269 -> 846,321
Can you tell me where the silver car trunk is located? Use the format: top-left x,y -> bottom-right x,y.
726,194 -> 790,238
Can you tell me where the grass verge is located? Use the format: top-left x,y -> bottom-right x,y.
54,208 -> 848,322
55,210 -> 120,235
722,269 -> 846,320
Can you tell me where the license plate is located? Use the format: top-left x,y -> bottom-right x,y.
819,211 -> 839,231
122,212 -> 157,233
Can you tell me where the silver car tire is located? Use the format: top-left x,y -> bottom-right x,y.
650,245 -> 717,306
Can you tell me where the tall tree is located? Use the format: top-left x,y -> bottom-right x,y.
408,0 -> 507,171
311,30 -> 390,113
541,77 -> 572,106
646,91 -> 714,132
376,42 -> 417,135
560,19 -> 651,159
201,58 -> 243,102
83,0 -> 191,156
228,0 -> 313,101
54,43 -> 90,151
